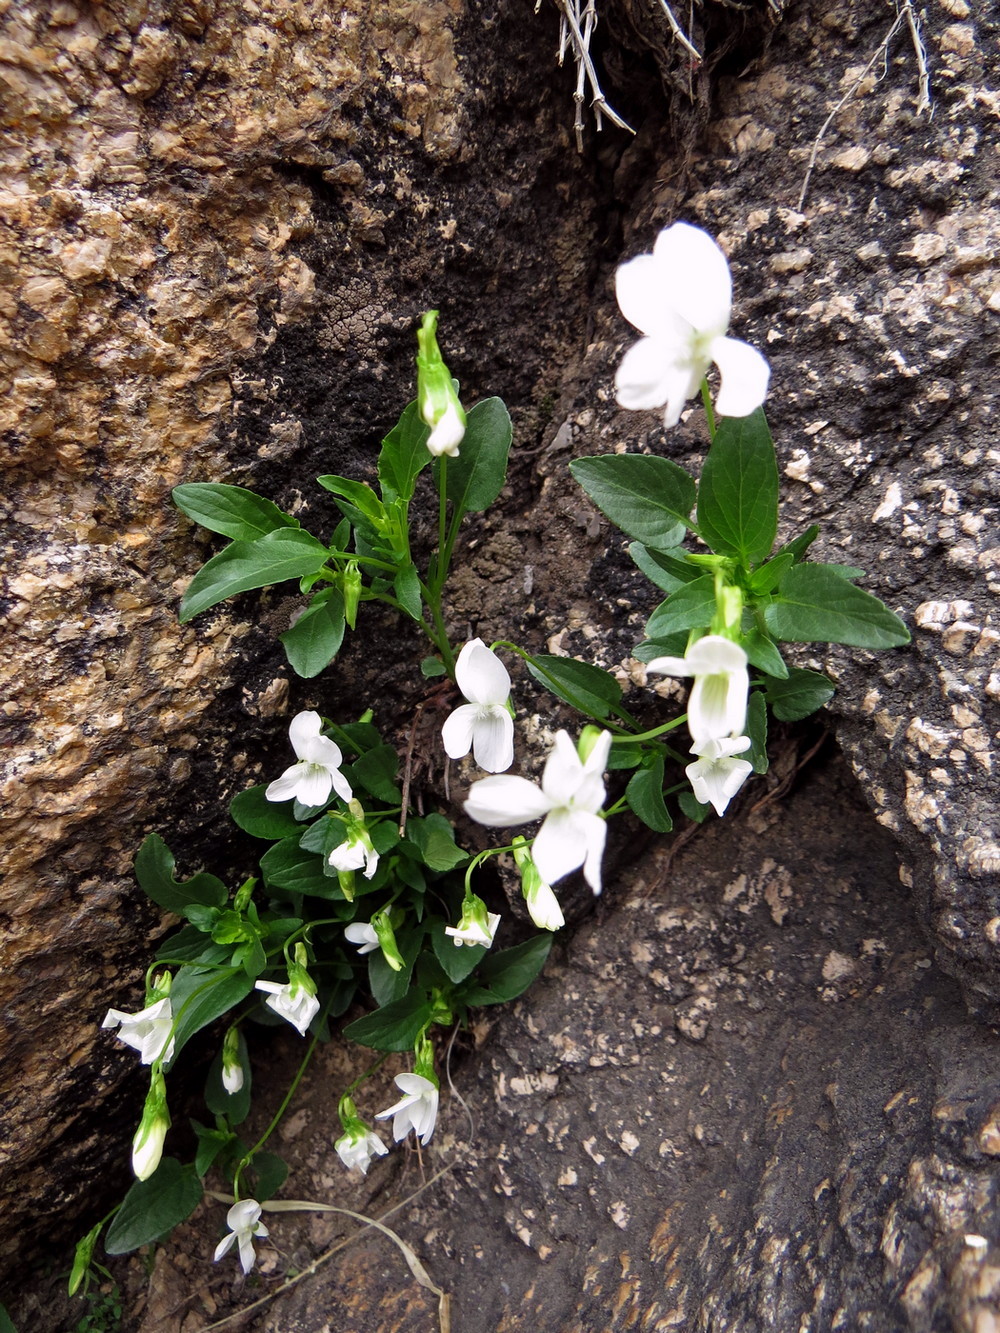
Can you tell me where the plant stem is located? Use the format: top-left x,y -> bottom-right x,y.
700,379 -> 716,439
233,1031 -> 320,1200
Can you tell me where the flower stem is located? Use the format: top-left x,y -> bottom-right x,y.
610,713 -> 688,744
233,1030 -> 320,1201
700,379 -> 716,440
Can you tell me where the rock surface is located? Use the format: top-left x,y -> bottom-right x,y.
2,0 -> 999,1325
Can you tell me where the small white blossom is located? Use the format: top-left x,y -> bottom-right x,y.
213,1199 -> 269,1275
328,830 -> 379,879
344,921 -> 380,955
525,877 -> 565,931
646,635 -> 749,747
254,977 -> 319,1037
465,730 -> 611,894
426,402 -> 465,458
686,736 -> 754,816
615,222 -> 770,428
376,1072 -> 439,1145
335,1123 -> 389,1175
222,1061 -> 244,1096
131,1070 -> 169,1181
102,996 -> 175,1066
442,639 -> 515,773
265,711 -> 352,807
444,897 -> 501,948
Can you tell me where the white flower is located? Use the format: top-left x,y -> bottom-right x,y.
222,1061 -> 244,1096
444,897 -> 501,948
328,830 -> 379,879
524,877 -> 565,931
441,639 -> 515,773
131,1070 -> 169,1181
646,635 -> 749,747
344,922 -> 380,955
213,1199 -> 269,1275
464,730 -> 611,894
615,222 -> 770,428
254,978 -> 320,1037
426,402 -> 465,458
102,996 -> 175,1066
265,711 -> 352,807
686,736 -> 754,816
375,1072 -> 439,1145
335,1123 -> 389,1175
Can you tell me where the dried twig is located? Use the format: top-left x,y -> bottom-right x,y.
797,0 -> 932,211
657,0 -> 702,63
544,0 -> 635,150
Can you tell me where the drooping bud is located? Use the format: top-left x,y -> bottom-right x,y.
444,894 -> 500,948
371,908 -> 406,973
132,1068 -> 170,1181
512,836 -> 565,931
416,310 -> 466,458
221,1025 -> 245,1095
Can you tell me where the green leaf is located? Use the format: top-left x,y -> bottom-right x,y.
350,745 -> 401,803
764,564 -> 910,648
260,838 -> 344,899
678,790 -> 711,823
436,397 -> 512,516
280,587 -> 346,678
570,454 -> 696,551
393,563 -> 423,621
0,1303 -> 17,1333
430,919 -> 487,983
230,786 -> 302,841
173,483 -> 299,541
525,654 -> 623,721
247,1151 -> 287,1202
741,627 -> 787,678
104,1160 -> 203,1255
632,633 -> 689,663
205,1031 -> 252,1124
342,993 -> 435,1052
629,543 -> 702,594
134,834 -> 228,915
696,408 -> 779,564
378,400 -> 432,504
748,551 -> 794,596
764,667 -> 836,721
644,577 -> 716,639
406,813 -> 468,872
315,474 -> 388,531
626,757 -> 673,832
192,1122 -> 234,1177
458,934 -> 552,1007
421,656 -> 446,678
368,927 -> 422,1007
179,529 -> 331,623
779,524 -> 820,564
746,690 -> 769,774
165,968 -> 254,1069
155,926 -> 231,966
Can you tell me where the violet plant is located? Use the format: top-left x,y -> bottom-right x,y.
80,224 -> 909,1289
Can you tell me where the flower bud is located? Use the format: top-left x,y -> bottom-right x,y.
416,310 -> 466,458
233,877 -> 255,914
444,894 -> 500,948
343,560 -> 362,630
371,908 -> 406,973
512,837 -> 564,931
132,1068 -> 169,1181
221,1026 -> 244,1095
576,725 -> 605,765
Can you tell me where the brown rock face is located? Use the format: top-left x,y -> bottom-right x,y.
0,0 -> 598,1273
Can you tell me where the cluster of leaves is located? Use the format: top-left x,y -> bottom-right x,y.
174,397 -> 512,679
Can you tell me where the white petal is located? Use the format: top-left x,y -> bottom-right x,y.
464,775 -> 553,827
531,809 -> 586,885
441,704 -> 477,760
265,765 -> 308,802
582,729 -> 612,777
615,334 -> 692,414
644,654 -> 692,679
288,710 -> 322,758
295,764 -> 333,808
329,767 -> 353,803
213,1232 -> 236,1263
578,810 -> 608,894
539,731 -> 585,808
710,336 -> 770,419
300,733 -> 344,768
426,403 -> 464,457
329,839 -> 366,872
652,223 -> 732,333
471,708 -> 514,774
686,752 -> 753,816
237,1231 -> 257,1274
525,881 -> 565,931
616,252 -> 671,336
690,735 -> 752,760
685,636 -> 748,675
455,638 -> 510,706
394,1072 -> 437,1097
